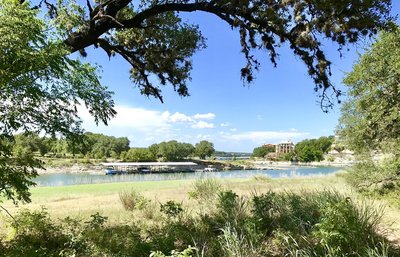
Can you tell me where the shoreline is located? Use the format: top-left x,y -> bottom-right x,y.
39,160 -> 350,175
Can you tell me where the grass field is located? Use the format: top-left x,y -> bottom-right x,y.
2,174 -> 346,219
2,173 -> 400,246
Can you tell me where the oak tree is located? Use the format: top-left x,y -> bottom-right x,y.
0,0 -> 395,203
337,27 -> 400,154
33,0 -> 393,109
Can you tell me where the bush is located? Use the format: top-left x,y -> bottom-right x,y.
345,156 -> 400,196
1,190 -> 398,257
119,190 -> 150,211
160,201 -> 184,218
188,178 -> 222,202
3,208 -> 69,257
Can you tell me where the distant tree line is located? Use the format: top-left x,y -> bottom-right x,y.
12,132 -> 130,159
294,136 -> 334,162
10,133 -> 215,161
252,136 -> 335,162
122,140 -> 215,162
252,145 -> 275,158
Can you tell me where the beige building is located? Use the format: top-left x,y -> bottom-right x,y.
276,141 -> 295,155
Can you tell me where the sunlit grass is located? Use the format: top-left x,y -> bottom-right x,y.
0,175 -> 348,221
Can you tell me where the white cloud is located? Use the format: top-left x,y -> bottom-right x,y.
196,134 -> 212,140
230,128 -> 237,132
78,104 -> 170,132
193,113 -> 216,120
169,112 -> 193,123
220,122 -> 231,127
191,121 -> 214,129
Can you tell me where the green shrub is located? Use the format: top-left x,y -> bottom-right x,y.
160,201 -> 184,218
345,156 -> 400,197
1,190 -> 398,257
188,178 -> 222,202
119,190 -> 150,211
4,208 -> 69,257
270,191 -> 393,256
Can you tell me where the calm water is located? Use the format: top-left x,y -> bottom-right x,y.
33,166 -> 342,187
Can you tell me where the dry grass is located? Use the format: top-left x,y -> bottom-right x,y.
2,174 -> 400,247
2,175 -> 347,220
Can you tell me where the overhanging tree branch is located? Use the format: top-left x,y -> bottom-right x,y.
55,0 -> 393,109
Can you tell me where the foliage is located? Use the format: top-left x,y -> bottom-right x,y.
278,151 -> 297,162
195,140 -> 215,159
252,145 -> 275,158
157,141 -> 195,161
337,27 -> 400,195
35,0 -> 393,109
0,0 -> 115,203
295,136 -> 334,162
188,178 -> 222,202
338,27 -> 400,153
8,132 -> 130,161
160,201 -> 184,218
345,155 -> 400,195
82,132 -> 130,159
124,148 -> 156,162
1,190 -> 398,257
119,190 -> 150,211
4,208 -> 69,257
1,0 -> 394,204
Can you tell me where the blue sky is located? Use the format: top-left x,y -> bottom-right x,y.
78,3 -> 400,152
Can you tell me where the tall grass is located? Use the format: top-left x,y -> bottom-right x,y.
119,190 -> 150,211
1,189 -> 398,257
188,178 -> 222,202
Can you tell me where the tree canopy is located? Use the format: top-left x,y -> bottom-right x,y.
28,0 -> 393,109
0,0 -> 115,203
252,145 -> 275,158
337,27 -> 400,154
337,28 -> 400,193
0,0 -> 395,203
294,136 -> 334,162
195,140 -> 215,159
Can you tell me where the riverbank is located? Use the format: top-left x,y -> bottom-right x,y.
2,174 -> 400,248
4,174 -> 347,219
40,158 -> 352,175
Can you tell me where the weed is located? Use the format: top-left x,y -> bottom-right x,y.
119,190 -> 150,211
188,178 -> 221,202
160,201 -> 184,218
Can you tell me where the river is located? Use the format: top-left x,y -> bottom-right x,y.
33,166 -> 343,187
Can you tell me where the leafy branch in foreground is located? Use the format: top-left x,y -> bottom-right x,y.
34,0 -> 394,110
337,27 -> 400,196
0,0 -> 116,203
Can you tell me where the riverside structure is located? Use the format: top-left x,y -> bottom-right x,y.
101,162 -> 198,174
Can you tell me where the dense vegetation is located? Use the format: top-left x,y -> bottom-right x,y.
251,136 -> 334,162
10,133 -> 215,163
294,136 -> 335,162
12,133 -> 130,159
252,145 -> 275,158
123,141 -> 197,162
1,1 -> 400,255
1,180 -> 396,257
337,27 -> 400,201
0,0 -> 394,204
